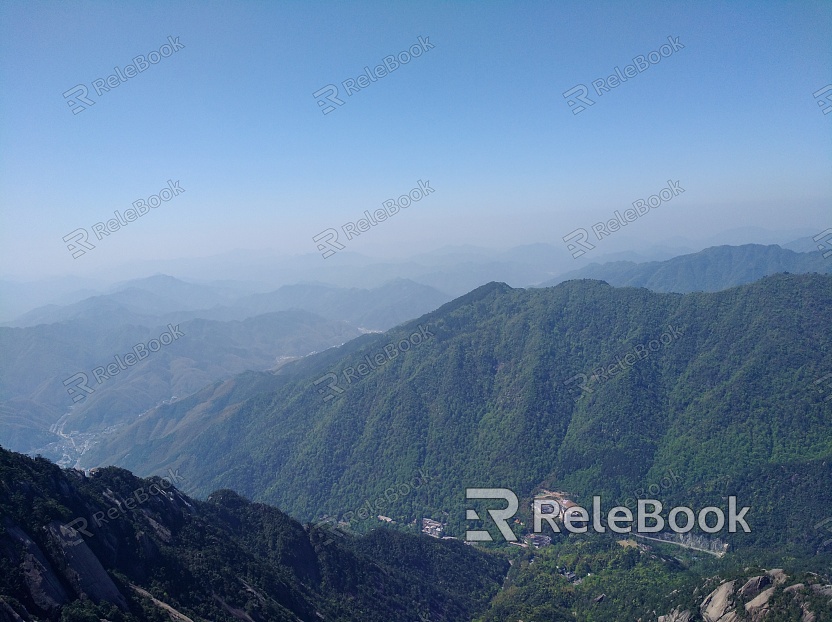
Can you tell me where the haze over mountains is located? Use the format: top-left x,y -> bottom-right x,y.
0,276 -> 454,466
4,275 -> 451,331
3,243 -> 829,467
2,229 -> 823,323
543,244 -> 831,292
4,1 -> 829,617
2,242 -> 832,621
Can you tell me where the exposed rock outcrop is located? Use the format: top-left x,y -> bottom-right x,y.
46,521 -> 129,610
661,570 -> 832,622
1,521 -> 68,614
737,574 -> 771,599
701,580 -> 735,621
744,586 -> 775,618
658,607 -> 692,622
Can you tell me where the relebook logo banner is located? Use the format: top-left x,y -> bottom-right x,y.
464,488 -> 751,542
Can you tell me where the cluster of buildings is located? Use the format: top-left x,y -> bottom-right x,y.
524,534 -> 552,548
421,517 -> 444,538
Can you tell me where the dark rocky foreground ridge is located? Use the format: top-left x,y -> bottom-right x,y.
2,449 -> 832,621
0,446 -> 507,621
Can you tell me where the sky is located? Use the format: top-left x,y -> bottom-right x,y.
0,0 -> 830,280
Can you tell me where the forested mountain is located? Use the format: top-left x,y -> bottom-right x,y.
541,244 -> 831,292
82,274 -> 832,561
0,447 -> 507,621
1,275 -> 453,466
169,278 -> 452,330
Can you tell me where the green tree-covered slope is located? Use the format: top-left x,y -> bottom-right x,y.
84,274 -> 832,558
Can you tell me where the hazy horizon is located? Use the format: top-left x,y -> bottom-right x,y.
2,1 -> 830,281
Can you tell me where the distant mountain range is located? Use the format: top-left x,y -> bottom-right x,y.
5,276 -> 451,331
0,309 -> 363,464
3,244 -> 830,486
542,244 -> 831,291
5,238 -> 827,326
4,255 -> 832,621
0,277 -> 453,465
80,274 -> 832,561
162,278 -> 452,330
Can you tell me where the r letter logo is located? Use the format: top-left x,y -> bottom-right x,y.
465,488 -> 518,542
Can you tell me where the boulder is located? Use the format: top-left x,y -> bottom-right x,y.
737,575 -> 771,599
744,586 -> 775,620
658,608 -> 693,622
700,581 -> 735,622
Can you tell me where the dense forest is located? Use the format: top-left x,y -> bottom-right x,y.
83,275 -> 832,561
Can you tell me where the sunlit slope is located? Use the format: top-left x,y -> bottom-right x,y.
85,274 -> 832,553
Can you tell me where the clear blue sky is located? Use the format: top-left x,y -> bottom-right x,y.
1,0 -> 830,278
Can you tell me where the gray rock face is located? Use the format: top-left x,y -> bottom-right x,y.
46,521 -> 129,610
701,580 -> 735,622
767,568 -> 788,585
1,522 -> 69,614
810,584 -> 832,598
737,575 -> 772,599
658,607 -> 693,622
744,586 -> 775,619
678,570 -> 831,622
